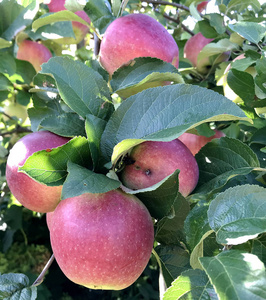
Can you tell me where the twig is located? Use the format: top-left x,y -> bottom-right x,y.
142,0 -> 191,13
32,254 -> 55,287
0,125 -> 32,137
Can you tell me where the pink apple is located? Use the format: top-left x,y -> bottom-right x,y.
6,131 -> 70,213
197,1 -> 209,12
17,40 -> 52,72
184,32 -> 230,74
47,0 -> 90,44
120,140 -> 199,197
178,130 -> 225,156
49,189 -> 154,290
99,14 -> 179,75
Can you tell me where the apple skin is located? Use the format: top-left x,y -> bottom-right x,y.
178,130 -> 225,156
197,1 -> 209,12
49,189 -> 154,290
184,32 -> 230,74
6,131 -> 70,213
3,102 -> 28,124
17,40 -> 52,72
99,14 -> 179,75
47,0 -> 90,44
120,140 -> 199,197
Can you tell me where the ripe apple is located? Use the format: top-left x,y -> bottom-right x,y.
16,40 -> 52,72
49,189 -> 154,290
2,102 -> 28,124
99,14 -> 179,75
120,140 -> 199,197
184,32 -> 230,74
197,1 -> 209,12
6,131 -> 70,213
178,130 -> 225,156
47,0 -> 90,44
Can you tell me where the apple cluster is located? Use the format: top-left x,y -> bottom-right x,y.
6,9 -> 226,292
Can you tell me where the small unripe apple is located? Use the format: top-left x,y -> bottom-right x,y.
50,189 -> 154,290
17,40 -> 52,72
120,140 -> 199,197
99,14 -> 179,75
3,102 -> 28,124
6,131 -> 70,213
178,130 -> 225,156
47,0 -> 90,44
184,32 -> 230,74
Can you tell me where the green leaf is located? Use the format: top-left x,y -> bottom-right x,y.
198,20 -> 218,39
32,10 -> 89,32
100,84 -> 247,160
200,250 -> 266,300
0,38 -> 12,49
110,57 -> 184,98
84,0 -> 115,33
8,59 -> 36,85
0,53 -> 15,76
61,161 -> 121,199
0,273 -> 37,299
227,0 -> 261,12
252,235 -> 266,266
0,74 -> 13,91
228,22 -> 265,44
163,269 -> 216,300
40,57 -> 113,120
195,137 -> 260,196
2,0 -> 39,41
155,245 -> 191,288
19,136 -> 92,186
85,114 -> 107,171
40,113 -> 86,137
208,185 -> 266,245
155,194 -> 190,245
208,13 -> 226,35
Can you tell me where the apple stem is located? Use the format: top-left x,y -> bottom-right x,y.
31,254 -> 55,287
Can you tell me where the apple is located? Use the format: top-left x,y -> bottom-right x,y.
2,102 -> 28,124
47,0 -> 90,44
99,14 -> 179,75
184,32 -> 230,74
178,130 -> 225,156
197,1 -> 209,12
120,140 -> 199,197
16,40 -> 52,72
6,131 -> 70,213
49,189 -> 154,290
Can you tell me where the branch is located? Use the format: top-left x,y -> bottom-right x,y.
142,0 -> 191,13
32,254 -> 55,287
0,125 -> 32,137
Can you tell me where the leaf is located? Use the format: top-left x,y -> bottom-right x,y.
61,161 -> 121,199
163,269 -> 216,300
32,10 -> 89,32
8,59 -> 36,85
252,235 -> 266,266
0,273 -> 37,300
0,74 -> 13,91
155,194 -> 190,245
200,250 -> 266,300
195,137 -> 260,196
100,84 -> 247,160
2,0 -> 39,41
208,185 -> 266,245
228,22 -> 265,44
209,13 -> 226,35
0,38 -> 12,49
19,136 -> 92,186
40,113 -> 86,137
0,53 -> 15,76
155,245 -> 191,288
226,0 -> 261,12
110,57 -> 184,98
40,57 -> 113,120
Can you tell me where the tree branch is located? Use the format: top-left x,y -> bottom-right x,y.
142,0 -> 191,13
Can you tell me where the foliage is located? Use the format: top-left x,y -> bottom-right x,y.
0,0 -> 265,299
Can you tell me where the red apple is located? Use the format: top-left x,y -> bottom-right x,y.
120,140 -> 199,197
184,32 -> 230,74
17,40 -> 52,72
178,130 -> 225,156
197,1 -> 209,12
47,0 -> 90,44
99,14 -> 179,75
49,189 -> 154,290
6,131 -> 70,213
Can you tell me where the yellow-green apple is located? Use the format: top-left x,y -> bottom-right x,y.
178,130 -> 225,156
49,189 -> 154,290
99,14 -> 179,75
47,0 -> 90,44
184,32 -> 230,74
6,131 -> 70,213
16,40 -> 52,72
120,140 -> 199,197
3,102 -> 28,124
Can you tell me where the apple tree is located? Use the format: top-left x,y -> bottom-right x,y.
0,0 -> 266,299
